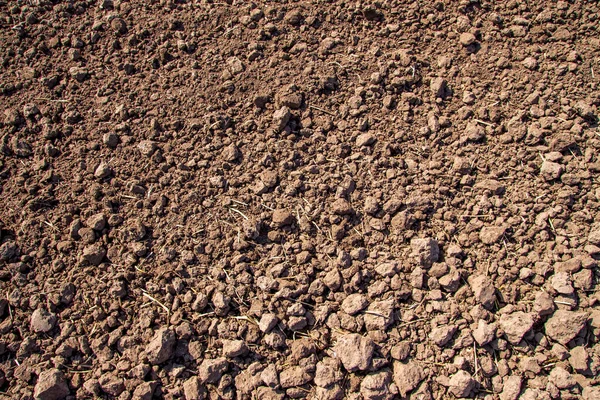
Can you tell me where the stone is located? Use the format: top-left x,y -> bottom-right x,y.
360,370 -> 392,400
356,133 -> 376,147
341,294 -> 369,315
30,309 -> 57,333
132,381 -> 157,400
333,334 -> 375,372
273,106 -> 291,132
410,237 -> 439,267
183,377 -> 206,400
272,209 -> 294,227
393,361 -> 424,397
33,369 -> 69,400
279,366 -> 312,388
545,310 -> 588,345
258,313 -> 278,333
472,320 -> 496,346
468,275 -> 496,310
364,299 -> 394,331
222,340 -> 248,358
429,324 -> 457,347
449,370 -> 476,397
569,346 -> 589,373
145,328 -> 176,365
533,291 -> 555,316
479,226 -> 506,244
459,32 -> 476,46
549,366 -> 576,389
551,272 -> 574,295
198,358 -> 228,384
498,312 -> 536,344
540,161 -> 564,181
500,375 -> 522,400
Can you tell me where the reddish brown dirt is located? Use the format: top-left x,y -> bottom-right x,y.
1,1 -> 600,399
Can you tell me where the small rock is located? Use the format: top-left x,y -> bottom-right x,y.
360,370 -> 392,400
87,213 -> 106,231
331,198 -> 354,215
132,381 -> 157,400
356,133 -> 376,147
31,309 -> 57,333
145,328 -> 176,365
341,293 -> 369,315
138,140 -> 157,157
198,358 -> 229,384
223,144 -> 241,162
583,386 -> 600,400
183,377 -> 206,400
459,32 -> 477,46
533,291 -> 555,316
314,358 -> 343,388
334,334 -> 375,372
273,106 -> 291,132
259,313 -> 278,333
540,160 -> 564,181
279,366 -> 312,388
569,346 -> 589,373
94,162 -> 112,179
69,67 -> 89,82
81,244 -> 106,266
472,320 -> 496,346
549,366 -> 576,389
33,369 -> 69,400
364,299 -> 395,331
449,370 -> 477,397
393,361 -> 424,397
430,77 -> 450,99
468,275 -> 496,310
545,310 -> 589,345
227,57 -> 245,74
103,133 -> 119,148
272,209 -> 294,227
429,325 -> 457,347
479,226 -> 506,244
222,339 -> 248,358
551,272 -> 574,295
500,375 -> 522,400
410,237 -> 439,267
498,311 -> 536,344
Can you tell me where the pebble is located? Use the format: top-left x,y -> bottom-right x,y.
410,237 -> 439,267
341,293 -> 369,315
198,358 -> 229,384
459,32 -> 477,46
30,309 -> 57,333
393,361 -> 424,397
498,311 -> 536,344
333,334 -> 375,372
145,328 -> 176,365
545,310 -> 589,344
33,369 -> 69,400
356,133 -> 376,147
222,339 -> 249,358
449,370 -> 477,397
94,162 -> 112,179
273,106 -> 291,132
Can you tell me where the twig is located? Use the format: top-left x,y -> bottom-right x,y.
309,104 -> 336,116
142,291 -> 170,315
473,119 -> 494,127
229,207 -> 249,220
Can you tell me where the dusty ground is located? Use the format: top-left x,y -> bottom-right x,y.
1,0 -> 600,399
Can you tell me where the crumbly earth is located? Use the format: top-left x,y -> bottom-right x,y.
1,1 -> 600,399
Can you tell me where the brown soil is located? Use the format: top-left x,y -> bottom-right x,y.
1,1 -> 600,399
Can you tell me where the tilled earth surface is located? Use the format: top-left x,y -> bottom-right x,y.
1,1 -> 600,399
